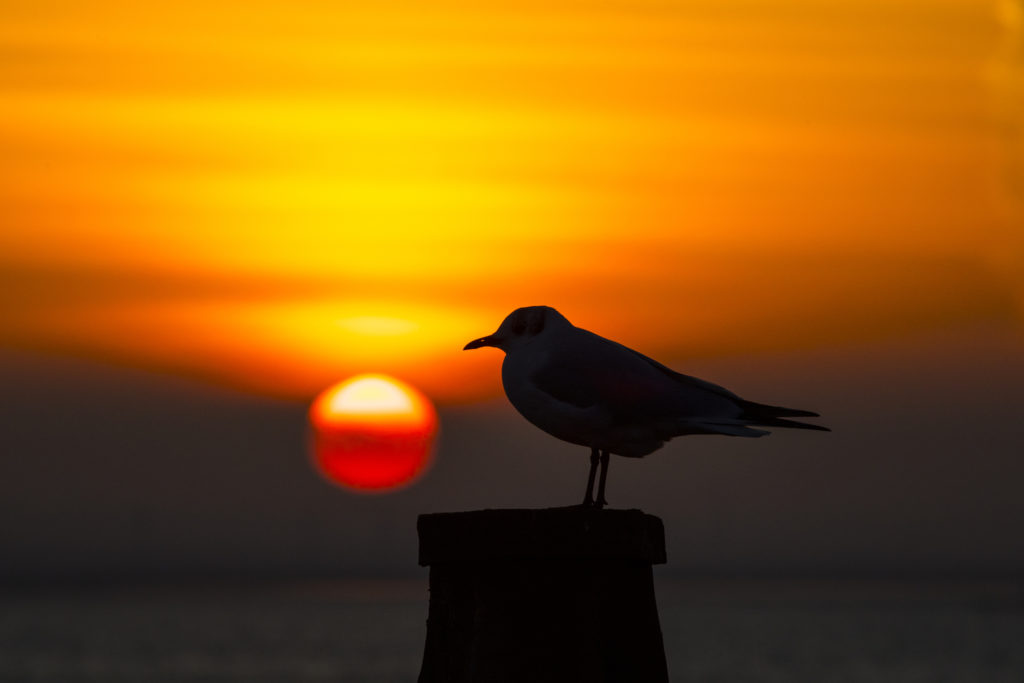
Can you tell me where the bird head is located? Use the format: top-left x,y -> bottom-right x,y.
463,306 -> 569,352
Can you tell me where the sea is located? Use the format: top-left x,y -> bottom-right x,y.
1,577 -> 1022,682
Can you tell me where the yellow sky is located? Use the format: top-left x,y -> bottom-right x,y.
1,0 -> 1021,401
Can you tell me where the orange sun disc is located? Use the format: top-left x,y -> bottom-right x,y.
309,374 -> 438,491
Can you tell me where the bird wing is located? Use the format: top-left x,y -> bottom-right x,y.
529,328 -> 742,422
614,340 -> 742,402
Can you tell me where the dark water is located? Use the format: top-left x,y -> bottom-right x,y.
656,580 -> 1024,683
1,578 -> 1021,682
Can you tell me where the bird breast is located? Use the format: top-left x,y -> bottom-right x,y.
501,348 -> 602,449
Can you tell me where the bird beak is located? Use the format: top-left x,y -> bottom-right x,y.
464,336 -> 497,350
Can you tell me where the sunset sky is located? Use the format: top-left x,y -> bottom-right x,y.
3,0 -> 1024,582
3,0 -> 1021,403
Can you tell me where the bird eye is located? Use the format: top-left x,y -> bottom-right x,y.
529,315 -> 545,335
512,317 -> 527,335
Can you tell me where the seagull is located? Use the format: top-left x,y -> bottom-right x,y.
464,305 -> 829,508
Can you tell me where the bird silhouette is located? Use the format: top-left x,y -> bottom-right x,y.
464,305 -> 829,508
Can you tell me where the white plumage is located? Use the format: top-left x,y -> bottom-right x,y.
464,306 -> 828,507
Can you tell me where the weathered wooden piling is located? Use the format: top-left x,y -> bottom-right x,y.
418,507 -> 668,683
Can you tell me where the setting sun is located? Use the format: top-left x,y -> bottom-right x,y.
310,374 -> 438,492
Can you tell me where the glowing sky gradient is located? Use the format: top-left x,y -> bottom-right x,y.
2,0 -> 1021,401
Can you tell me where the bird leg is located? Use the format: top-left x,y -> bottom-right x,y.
596,449 -> 610,508
582,447 -> 600,506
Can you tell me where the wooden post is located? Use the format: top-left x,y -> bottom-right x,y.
418,507 -> 669,683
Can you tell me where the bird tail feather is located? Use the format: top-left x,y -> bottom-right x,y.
678,420 -> 770,438
737,400 -> 830,431
746,417 -> 831,432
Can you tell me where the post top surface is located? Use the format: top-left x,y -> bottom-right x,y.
418,507 -> 666,566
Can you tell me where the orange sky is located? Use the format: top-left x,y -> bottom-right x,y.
1,0 -> 1021,402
